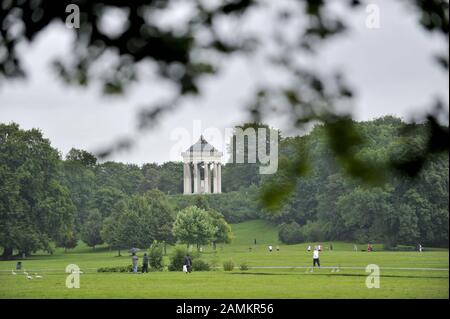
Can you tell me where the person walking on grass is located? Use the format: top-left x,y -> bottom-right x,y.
132,252 -> 139,273
313,247 -> 320,268
183,254 -> 192,274
142,253 -> 149,273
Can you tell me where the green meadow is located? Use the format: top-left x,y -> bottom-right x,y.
0,220 -> 448,299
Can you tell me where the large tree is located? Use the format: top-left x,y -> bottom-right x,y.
61,152 -> 96,232
172,206 -> 217,250
208,209 -> 233,249
81,209 -> 104,250
0,123 -> 75,259
88,186 -> 126,218
101,190 -> 175,254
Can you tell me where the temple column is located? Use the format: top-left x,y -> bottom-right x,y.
183,162 -> 192,194
217,163 -> 222,193
197,163 -> 202,193
193,163 -> 199,194
212,162 -> 218,193
204,162 -> 210,193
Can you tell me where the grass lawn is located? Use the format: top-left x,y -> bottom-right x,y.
0,220 -> 448,299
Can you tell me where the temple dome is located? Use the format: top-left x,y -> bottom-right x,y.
185,135 -> 218,154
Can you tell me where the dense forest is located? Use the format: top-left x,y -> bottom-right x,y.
0,116 -> 448,258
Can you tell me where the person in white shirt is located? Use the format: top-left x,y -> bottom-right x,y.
313,248 -> 320,268
307,245 -> 311,252
269,245 -> 273,252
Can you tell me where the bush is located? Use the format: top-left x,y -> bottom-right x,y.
97,265 -> 136,272
278,222 -> 304,244
192,259 -> 211,271
209,252 -> 219,271
223,259 -> 235,271
239,262 -> 249,271
149,243 -> 164,270
301,221 -> 327,242
170,187 -> 260,223
168,246 -> 188,271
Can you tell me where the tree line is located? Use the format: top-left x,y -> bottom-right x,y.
1,117 -> 448,258
0,123 -> 233,258
266,116 -> 449,248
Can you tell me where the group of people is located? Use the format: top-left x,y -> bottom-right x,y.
129,241 -> 425,274
131,252 -> 193,274
131,252 -> 148,273
307,245 -> 322,252
268,245 -> 280,252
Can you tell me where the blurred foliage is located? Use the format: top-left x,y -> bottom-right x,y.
0,0 -> 448,210
264,117 -> 448,247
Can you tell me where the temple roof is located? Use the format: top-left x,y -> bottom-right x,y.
185,135 -> 219,153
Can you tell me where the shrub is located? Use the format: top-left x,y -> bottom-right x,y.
192,259 -> 211,271
223,259 -> 235,271
239,262 -> 249,271
97,265 -> 136,272
168,246 -> 188,271
301,221 -> 327,242
149,243 -> 164,270
278,222 -> 304,244
210,254 -> 219,271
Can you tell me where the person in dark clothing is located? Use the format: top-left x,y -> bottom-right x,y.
184,254 -> 192,273
313,248 -> 320,268
142,253 -> 149,273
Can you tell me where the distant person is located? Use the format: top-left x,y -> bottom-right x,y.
268,245 -> 273,253
131,253 -> 139,273
419,244 -> 423,252
329,243 -> 333,251
313,248 -> 320,268
184,254 -> 192,273
276,245 -> 280,252
318,245 -> 322,252
254,239 -> 257,245
367,243 -> 373,252
16,261 -> 22,270
307,245 -> 311,252
354,244 -> 358,252
142,253 -> 149,273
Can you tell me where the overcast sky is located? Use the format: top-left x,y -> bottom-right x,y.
0,0 -> 448,165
